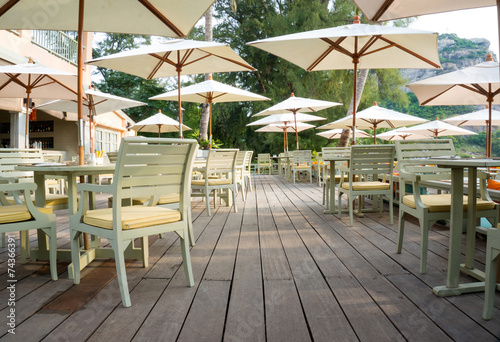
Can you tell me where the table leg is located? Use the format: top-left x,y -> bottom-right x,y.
464,167 -> 477,270
324,160 -> 336,214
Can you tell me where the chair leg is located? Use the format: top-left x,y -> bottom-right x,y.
70,230 -> 82,284
205,190 -> 211,216
0,232 -> 4,248
396,211 -> 406,254
348,196 -> 354,226
187,206 -> 195,247
232,188 -> 238,213
44,225 -> 58,281
180,228 -> 194,287
420,220 -> 430,274
483,235 -> 499,320
389,196 -> 394,225
247,175 -> 253,192
111,239 -> 132,307
141,236 -> 149,268
20,230 -> 29,264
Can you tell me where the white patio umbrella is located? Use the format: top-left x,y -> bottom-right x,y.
256,122 -> 315,151
318,102 -> 428,143
248,112 -> 327,126
0,59 -> 78,148
87,39 -> 256,139
444,107 -> 500,127
376,127 -> 432,141
247,17 -> 440,142
35,87 -> 147,152
150,75 -> 269,145
0,0 -> 216,164
130,111 -> 191,137
402,119 -> 477,138
252,93 -> 341,149
407,55 -> 500,156
317,128 -> 372,139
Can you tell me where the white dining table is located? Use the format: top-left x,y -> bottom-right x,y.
429,158 -> 500,296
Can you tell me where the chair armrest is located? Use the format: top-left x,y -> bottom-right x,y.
398,169 -> 421,183
76,183 -> 113,194
1,182 -> 37,193
479,171 -> 494,202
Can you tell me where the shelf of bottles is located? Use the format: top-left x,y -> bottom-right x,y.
29,120 -> 53,133
29,137 -> 54,149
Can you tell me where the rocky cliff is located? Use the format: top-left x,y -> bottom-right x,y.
401,34 -> 496,83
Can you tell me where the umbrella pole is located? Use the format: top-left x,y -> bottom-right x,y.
488,96 -> 493,157
351,40 -> 358,145
294,111 -> 299,150
177,60 -> 183,139
209,102 -> 212,149
25,86 -> 31,148
77,0 -> 85,166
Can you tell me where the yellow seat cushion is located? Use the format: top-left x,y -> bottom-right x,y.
7,194 -> 68,207
192,179 -> 233,186
293,165 -> 311,170
83,206 -> 181,230
402,194 -> 496,213
341,181 -> 390,191
0,205 -> 52,224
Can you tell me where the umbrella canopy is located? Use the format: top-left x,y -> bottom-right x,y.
36,87 -> 147,152
444,107 -> 500,127
150,75 -> 269,143
87,39 -> 255,138
252,93 -> 341,149
352,0 -> 494,22
130,111 -> 191,137
318,102 -> 428,143
256,122 -> 315,152
36,88 -> 146,115
376,127 -> 432,141
248,112 -> 326,126
317,128 -> 372,139
0,0 -> 216,164
402,119 -> 477,138
247,17 -> 440,142
0,59 -> 78,148
407,55 -> 500,156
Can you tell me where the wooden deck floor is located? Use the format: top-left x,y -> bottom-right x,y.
0,174 -> 499,341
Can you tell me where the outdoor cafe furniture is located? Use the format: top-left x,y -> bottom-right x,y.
290,150 -> 313,183
257,153 -> 272,175
69,137 -> 197,307
337,145 -> 395,226
191,149 -> 239,216
235,150 -> 253,197
0,182 -> 58,281
483,225 -> 500,320
322,147 -> 351,214
394,139 -> 499,275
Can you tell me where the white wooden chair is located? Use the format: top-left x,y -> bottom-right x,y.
0,182 -> 58,280
291,150 -> 313,183
321,147 -> 351,208
395,139 -> 499,273
257,153 -> 272,175
242,151 -> 253,192
483,226 -> 500,320
235,151 -> 247,202
338,145 -> 395,226
69,137 -> 197,307
191,149 -> 239,216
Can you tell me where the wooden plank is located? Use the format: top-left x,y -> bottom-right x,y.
131,207 -> 231,341
176,280 -> 231,342
269,179 -> 404,341
224,180 -> 266,342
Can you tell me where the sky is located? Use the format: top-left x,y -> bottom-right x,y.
407,6 -> 499,58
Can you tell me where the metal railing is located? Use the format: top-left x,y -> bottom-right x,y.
31,30 -> 78,65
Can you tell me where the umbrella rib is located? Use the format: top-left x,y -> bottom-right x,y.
148,51 -> 173,79
460,84 -> 489,96
186,50 -> 256,71
138,0 -> 184,37
372,0 -> 395,21
211,93 -> 227,101
421,86 -> 456,105
0,0 -> 20,18
357,36 -> 381,56
311,37 -> 353,71
378,36 -> 441,68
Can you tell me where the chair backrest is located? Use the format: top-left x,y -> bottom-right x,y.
348,145 -> 395,179
43,153 -> 62,163
322,146 -> 351,160
236,151 -> 246,167
258,153 -> 271,164
206,149 -> 239,176
292,150 -> 312,164
0,148 -> 43,182
244,151 -> 253,170
395,139 -> 455,181
107,151 -> 119,163
112,137 -> 198,214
